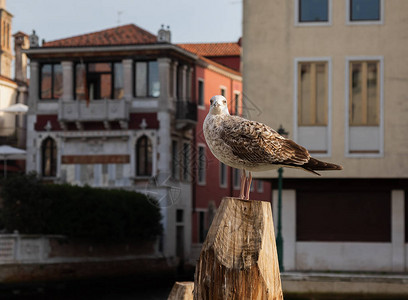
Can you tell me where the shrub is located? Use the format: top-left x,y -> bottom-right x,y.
0,173 -> 162,241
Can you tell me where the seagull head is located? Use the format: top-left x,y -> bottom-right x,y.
209,95 -> 230,115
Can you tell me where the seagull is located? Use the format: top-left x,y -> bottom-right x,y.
203,95 -> 342,200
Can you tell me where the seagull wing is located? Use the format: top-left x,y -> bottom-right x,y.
220,116 -> 311,166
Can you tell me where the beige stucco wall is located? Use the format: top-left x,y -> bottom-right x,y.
243,0 -> 408,178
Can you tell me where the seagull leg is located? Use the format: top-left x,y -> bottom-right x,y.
239,169 -> 246,199
245,172 -> 252,200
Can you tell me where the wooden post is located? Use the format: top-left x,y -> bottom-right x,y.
194,197 -> 283,300
168,282 -> 194,300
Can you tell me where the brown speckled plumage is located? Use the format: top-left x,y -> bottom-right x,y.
204,95 -> 342,176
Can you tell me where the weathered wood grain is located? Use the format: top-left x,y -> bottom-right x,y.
194,197 -> 283,300
168,281 -> 194,300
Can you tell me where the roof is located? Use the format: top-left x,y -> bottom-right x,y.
199,56 -> 241,78
42,24 -> 157,48
177,42 -> 240,57
13,31 -> 29,37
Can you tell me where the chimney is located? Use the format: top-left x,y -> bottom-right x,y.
29,30 -> 39,48
13,32 -> 29,83
157,24 -> 171,43
0,0 -> 6,10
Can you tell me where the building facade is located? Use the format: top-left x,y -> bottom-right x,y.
0,0 -> 28,174
178,42 -> 272,261
243,0 -> 408,272
25,24 -> 198,261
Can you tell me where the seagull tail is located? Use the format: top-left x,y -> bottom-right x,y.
302,157 -> 343,176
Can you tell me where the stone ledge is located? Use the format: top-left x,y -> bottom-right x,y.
282,272 -> 408,298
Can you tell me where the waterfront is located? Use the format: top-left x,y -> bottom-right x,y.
0,278 -> 174,300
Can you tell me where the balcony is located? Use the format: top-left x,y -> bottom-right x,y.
59,100 -> 130,128
175,101 -> 197,130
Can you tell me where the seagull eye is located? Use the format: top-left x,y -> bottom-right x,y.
210,99 -> 213,105
223,100 -> 227,105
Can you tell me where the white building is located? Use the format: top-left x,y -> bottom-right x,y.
24,24 -> 198,261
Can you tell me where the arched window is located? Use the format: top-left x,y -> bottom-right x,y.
41,137 -> 57,177
136,135 -> 152,176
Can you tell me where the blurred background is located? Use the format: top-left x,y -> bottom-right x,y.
0,0 -> 407,299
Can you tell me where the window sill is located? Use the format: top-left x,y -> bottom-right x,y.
346,20 -> 383,26
346,151 -> 383,158
294,21 -> 331,27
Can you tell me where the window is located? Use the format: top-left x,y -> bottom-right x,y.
6,23 -> 9,49
40,63 -> 62,99
198,145 -> 206,185
41,137 -> 57,177
136,135 -> 152,176
257,180 -> 264,193
135,61 -> 160,97
297,189 -> 390,242
298,0 -> 329,22
219,162 -> 227,188
75,64 -> 86,100
2,21 -> 5,47
182,142 -> 190,181
234,93 -> 240,115
198,211 -> 206,243
176,209 -> 184,223
74,62 -> 123,100
172,140 -> 179,180
176,66 -> 182,98
220,87 -> 226,97
350,0 -> 380,21
233,168 -> 240,190
114,63 -> 124,99
198,79 -> 204,106
346,57 -> 383,156
298,62 -> 328,125
349,61 -> 379,126
88,63 -> 111,100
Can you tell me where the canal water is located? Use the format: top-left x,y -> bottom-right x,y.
0,279 -> 174,300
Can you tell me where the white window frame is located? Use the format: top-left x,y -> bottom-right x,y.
345,56 -> 384,158
219,162 -> 227,188
293,57 -> 332,157
346,0 -> 384,26
197,144 -> 207,185
294,0 -> 332,27
198,78 -> 205,110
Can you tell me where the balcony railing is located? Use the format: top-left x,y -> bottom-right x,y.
59,100 -> 129,122
175,101 -> 197,130
176,101 -> 197,122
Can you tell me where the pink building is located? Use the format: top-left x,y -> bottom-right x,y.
179,43 -> 272,256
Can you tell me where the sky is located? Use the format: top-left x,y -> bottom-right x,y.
7,0 -> 242,44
